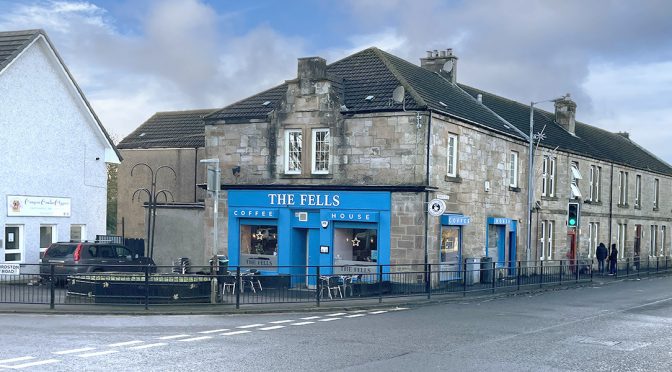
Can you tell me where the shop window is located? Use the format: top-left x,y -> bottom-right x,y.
240,225 -> 278,270
70,225 -> 86,242
40,225 -> 57,258
334,228 -> 377,263
311,128 -> 330,174
440,226 -> 460,263
284,129 -> 302,174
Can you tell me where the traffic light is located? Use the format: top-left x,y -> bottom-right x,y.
567,202 -> 580,228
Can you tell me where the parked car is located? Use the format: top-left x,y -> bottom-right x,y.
40,242 -> 155,282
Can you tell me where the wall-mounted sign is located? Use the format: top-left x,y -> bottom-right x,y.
320,245 -> 330,254
241,254 -> 278,268
327,211 -> 379,222
428,199 -> 446,217
231,208 -> 278,218
7,196 -> 71,217
333,260 -> 377,274
441,215 -> 471,226
0,263 -> 20,275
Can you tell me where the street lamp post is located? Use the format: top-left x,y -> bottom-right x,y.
200,158 -> 221,257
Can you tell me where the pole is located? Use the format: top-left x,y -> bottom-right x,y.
213,166 -> 220,256
526,102 -> 535,262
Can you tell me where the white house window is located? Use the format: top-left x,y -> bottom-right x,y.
650,225 -> 658,257
311,128 -> 330,174
654,178 -> 659,209
285,129 -> 303,174
662,226 -> 667,257
40,225 -> 57,258
447,134 -> 458,177
542,156 -> 556,197
635,175 -> 641,208
617,223 -> 627,259
70,225 -> 86,242
570,161 -> 582,199
618,171 -> 628,206
540,220 -> 554,260
509,151 -> 519,188
587,222 -> 599,258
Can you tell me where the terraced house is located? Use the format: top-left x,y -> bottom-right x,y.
122,47 -> 672,279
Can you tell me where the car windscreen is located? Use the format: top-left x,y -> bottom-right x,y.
46,244 -> 77,258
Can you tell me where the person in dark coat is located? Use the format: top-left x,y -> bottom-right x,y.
609,244 -> 618,275
596,243 -> 608,274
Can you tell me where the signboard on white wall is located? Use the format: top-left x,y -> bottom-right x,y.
7,196 -> 71,217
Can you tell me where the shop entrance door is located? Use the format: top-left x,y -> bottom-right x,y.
507,231 -> 517,274
291,228 -> 320,289
4,225 -> 22,262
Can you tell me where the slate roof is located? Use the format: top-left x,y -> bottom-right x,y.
0,29 -> 122,162
118,109 -> 216,149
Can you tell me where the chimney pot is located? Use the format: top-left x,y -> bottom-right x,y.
447,48 -> 453,56
440,50 -> 446,57
426,50 -> 433,58
433,49 -> 439,57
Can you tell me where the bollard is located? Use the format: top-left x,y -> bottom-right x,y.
144,264 -> 150,310
426,264 -> 432,300
235,266 -> 241,310
378,265 -> 383,304
316,266 -> 321,307
49,264 -> 55,310
463,259 -> 468,297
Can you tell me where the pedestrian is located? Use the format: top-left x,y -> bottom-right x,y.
609,244 -> 618,275
596,243 -> 608,274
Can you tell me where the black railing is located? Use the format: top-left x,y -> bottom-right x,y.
1,258 -> 670,309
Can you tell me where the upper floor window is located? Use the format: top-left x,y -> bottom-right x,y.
509,151 -> 519,188
311,128 -> 330,174
542,156 -> 556,197
635,174 -> 642,208
570,161 -> 582,199
654,178 -> 660,209
446,134 -> 458,177
589,165 -> 601,202
284,129 -> 302,174
618,171 -> 629,206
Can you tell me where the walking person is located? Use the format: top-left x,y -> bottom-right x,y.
596,243 -> 608,274
609,244 -> 618,275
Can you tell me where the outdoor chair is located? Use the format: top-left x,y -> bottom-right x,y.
221,273 -> 236,295
241,270 -> 263,293
320,276 -> 343,299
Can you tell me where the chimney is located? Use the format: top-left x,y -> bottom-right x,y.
420,48 -> 458,83
554,94 -> 577,135
617,131 -> 630,139
297,57 -> 327,81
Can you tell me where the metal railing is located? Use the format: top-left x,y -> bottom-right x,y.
1,257 -> 670,309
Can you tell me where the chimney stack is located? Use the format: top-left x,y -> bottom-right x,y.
420,48 -> 458,83
554,94 -> 577,135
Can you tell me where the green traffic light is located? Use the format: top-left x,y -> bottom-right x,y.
569,218 -> 576,226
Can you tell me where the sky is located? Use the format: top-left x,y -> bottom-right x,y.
1,0 -> 672,163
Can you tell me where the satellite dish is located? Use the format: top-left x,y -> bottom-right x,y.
392,85 -> 405,103
442,60 -> 454,73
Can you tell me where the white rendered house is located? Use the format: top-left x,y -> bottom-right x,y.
0,29 -> 120,265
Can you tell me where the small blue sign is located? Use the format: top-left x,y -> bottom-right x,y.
487,217 -> 517,230
441,214 -> 471,226
231,208 -> 278,219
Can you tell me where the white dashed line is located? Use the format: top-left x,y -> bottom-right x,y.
3,359 -> 59,369
318,318 -> 341,322
158,334 -> 191,340
291,321 -> 315,326
198,329 -> 230,334
269,320 -> 294,324
300,316 -> 320,320
79,350 -> 119,358
259,325 -> 285,331
237,324 -> 264,329
221,330 -> 251,336
52,347 -> 96,355
107,340 -> 144,347
369,310 -> 388,314
350,310 -> 367,313
130,343 -> 167,350
326,313 -> 347,317
0,357 -> 34,364
178,336 -> 212,342
345,314 -> 366,318
392,307 -> 409,311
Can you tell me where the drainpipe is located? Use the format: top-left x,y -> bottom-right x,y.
608,162 -> 614,248
424,111 -> 433,267
194,147 -> 199,202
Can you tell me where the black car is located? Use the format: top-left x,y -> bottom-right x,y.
40,242 -> 155,281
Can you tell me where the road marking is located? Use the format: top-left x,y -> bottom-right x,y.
291,321 -> 315,326
300,316 -> 320,320
369,310 -> 388,314
326,313 -> 346,317
178,336 -> 212,342
0,357 -> 34,364
107,340 -> 144,347
52,347 -> 96,355
318,318 -> 341,322
3,359 -> 59,369
130,343 -> 167,350
345,314 -> 366,318
221,330 -> 251,336
79,350 -> 119,358
237,324 -> 264,329
158,334 -> 191,340
198,329 -> 230,334
392,307 -> 409,311
259,325 -> 285,331
269,320 -> 294,324
350,310 -> 367,313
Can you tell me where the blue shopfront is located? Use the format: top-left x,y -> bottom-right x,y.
485,217 -> 517,270
227,190 -> 391,287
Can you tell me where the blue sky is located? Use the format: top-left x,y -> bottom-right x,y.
1,0 -> 672,163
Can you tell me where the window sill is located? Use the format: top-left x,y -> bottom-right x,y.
280,174 -> 333,179
508,186 -> 521,193
444,175 -> 462,183
617,203 -> 629,209
583,200 -> 602,206
634,205 -> 641,210
541,196 -> 558,201
653,207 -> 659,212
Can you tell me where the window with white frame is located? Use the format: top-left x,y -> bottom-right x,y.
650,225 -> 658,256
446,134 -> 458,177
635,175 -> 641,208
284,129 -> 303,174
587,222 -> 599,258
70,225 -> 86,242
39,225 -> 57,258
509,151 -> 519,188
617,223 -> 627,259
4,225 -> 24,262
311,128 -> 330,174
570,161 -> 582,199
539,220 -> 554,260
618,171 -> 628,206
654,178 -> 659,209
594,166 -> 601,202
662,226 -> 667,257
589,165 -> 595,201
542,156 -> 556,197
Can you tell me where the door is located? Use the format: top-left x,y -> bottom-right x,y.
440,226 -> 460,281
566,230 -> 576,273
634,225 -> 642,269
508,231 -> 517,274
4,226 -> 22,262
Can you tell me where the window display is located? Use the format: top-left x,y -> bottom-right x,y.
240,225 -> 278,269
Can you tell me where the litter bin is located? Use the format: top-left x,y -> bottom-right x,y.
209,255 -> 229,275
480,256 -> 493,283
465,258 -> 480,285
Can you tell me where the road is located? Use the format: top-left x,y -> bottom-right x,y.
1,275 -> 672,371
